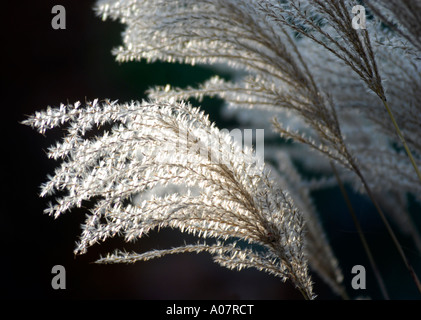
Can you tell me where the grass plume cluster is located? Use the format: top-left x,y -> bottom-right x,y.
24,0 -> 421,299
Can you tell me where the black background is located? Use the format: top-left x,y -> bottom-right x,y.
3,1 -> 421,300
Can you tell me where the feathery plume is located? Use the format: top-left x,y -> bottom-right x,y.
23,99 -> 314,299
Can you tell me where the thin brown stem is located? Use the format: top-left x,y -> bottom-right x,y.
381,98 -> 421,184
353,165 -> 421,295
331,162 -> 390,300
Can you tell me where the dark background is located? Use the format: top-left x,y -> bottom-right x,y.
3,1 -> 421,300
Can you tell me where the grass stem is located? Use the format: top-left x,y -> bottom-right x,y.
381,99 -> 421,183
331,162 -> 390,300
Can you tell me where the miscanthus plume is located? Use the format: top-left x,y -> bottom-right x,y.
24,0 -> 421,299
24,99 -> 315,299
